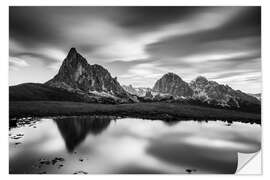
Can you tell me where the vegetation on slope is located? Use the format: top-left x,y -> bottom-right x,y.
10,101 -> 260,124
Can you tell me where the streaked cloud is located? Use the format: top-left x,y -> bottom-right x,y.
9,6 -> 261,93
9,57 -> 29,70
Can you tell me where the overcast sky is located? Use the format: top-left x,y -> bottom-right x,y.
9,6 -> 261,93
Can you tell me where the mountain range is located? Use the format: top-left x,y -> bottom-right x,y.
10,48 -> 260,112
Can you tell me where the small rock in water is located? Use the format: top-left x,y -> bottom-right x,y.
38,171 -> 47,174
73,170 -> 88,174
38,157 -> 65,167
11,136 -> 22,140
51,160 -> 57,165
185,169 -> 197,174
12,135 -> 24,141
51,157 -> 65,165
79,158 -> 84,162
39,160 -> 50,165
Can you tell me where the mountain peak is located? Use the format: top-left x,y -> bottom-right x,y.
153,72 -> 193,97
46,48 -> 129,99
64,47 -> 88,67
194,76 -> 208,82
162,72 -> 184,81
190,76 -> 260,107
164,72 -> 178,77
68,47 -> 77,55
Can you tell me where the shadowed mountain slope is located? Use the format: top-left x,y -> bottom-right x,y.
46,48 -> 128,98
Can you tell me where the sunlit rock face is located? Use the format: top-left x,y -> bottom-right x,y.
189,76 -> 261,108
153,73 -> 193,97
46,48 -> 128,98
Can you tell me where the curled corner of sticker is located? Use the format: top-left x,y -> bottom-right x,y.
236,151 -> 262,174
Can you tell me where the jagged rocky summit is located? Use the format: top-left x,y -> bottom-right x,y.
146,73 -> 260,111
46,48 -> 135,103
189,76 -> 260,107
152,72 -> 193,97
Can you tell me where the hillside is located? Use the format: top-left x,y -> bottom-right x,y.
9,83 -> 85,102
9,83 -> 132,104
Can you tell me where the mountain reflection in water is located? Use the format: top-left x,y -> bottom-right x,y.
9,117 -> 261,174
54,116 -> 113,152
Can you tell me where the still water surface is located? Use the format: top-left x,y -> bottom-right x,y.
9,116 -> 261,174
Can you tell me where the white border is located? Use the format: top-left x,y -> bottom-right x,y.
1,0 -> 269,179
6,0 -> 264,6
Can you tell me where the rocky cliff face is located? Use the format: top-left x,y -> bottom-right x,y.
46,48 -> 128,98
152,73 -> 193,97
151,73 -> 260,110
189,76 -> 260,107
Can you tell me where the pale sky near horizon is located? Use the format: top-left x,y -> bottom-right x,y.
9,6 -> 261,93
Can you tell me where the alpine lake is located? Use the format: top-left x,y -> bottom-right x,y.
9,116 -> 261,174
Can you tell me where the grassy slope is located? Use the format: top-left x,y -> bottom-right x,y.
9,101 -> 261,124
9,83 -> 85,102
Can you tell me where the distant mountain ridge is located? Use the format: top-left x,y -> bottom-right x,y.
189,76 -> 260,107
122,85 -> 151,97
10,47 -> 260,111
123,73 -> 260,110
